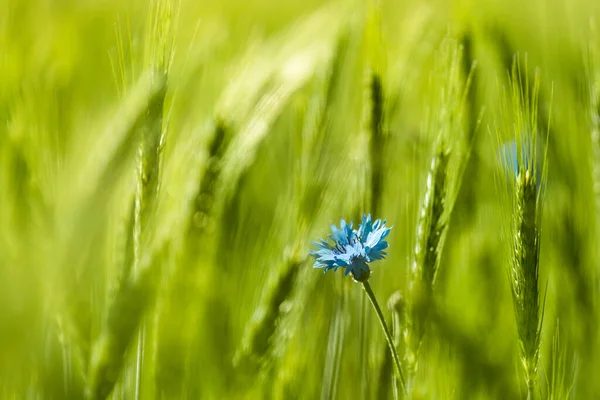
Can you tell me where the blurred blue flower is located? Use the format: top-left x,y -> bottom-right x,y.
499,138 -> 542,186
500,140 -> 520,177
310,215 -> 391,280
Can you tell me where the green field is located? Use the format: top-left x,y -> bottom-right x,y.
1,0 -> 600,398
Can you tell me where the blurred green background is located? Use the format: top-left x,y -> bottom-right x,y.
1,0 -> 600,398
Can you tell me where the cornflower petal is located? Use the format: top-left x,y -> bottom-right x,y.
364,224 -> 390,249
358,214 -> 373,240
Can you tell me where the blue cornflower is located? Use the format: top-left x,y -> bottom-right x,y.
310,214 -> 391,281
499,138 -> 542,186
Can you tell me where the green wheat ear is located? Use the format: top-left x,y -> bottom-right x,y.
511,166 -> 543,399
405,145 -> 449,363
404,38 -> 474,393
234,252 -> 304,371
495,57 -> 549,400
87,1 -> 174,398
86,71 -> 169,400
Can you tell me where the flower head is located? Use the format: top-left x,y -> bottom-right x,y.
310,214 -> 391,281
500,138 -> 542,187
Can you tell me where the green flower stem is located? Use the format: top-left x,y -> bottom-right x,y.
362,281 -> 406,395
